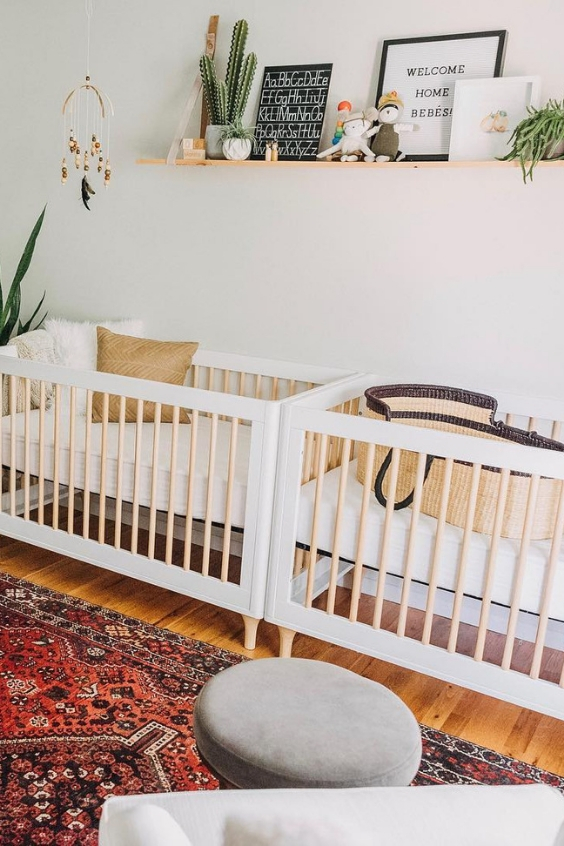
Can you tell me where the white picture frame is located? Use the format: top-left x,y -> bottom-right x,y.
449,76 -> 541,161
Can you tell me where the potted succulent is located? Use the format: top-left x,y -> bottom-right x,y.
200,19 -> 257,159
499,98 -> 564,182
0,207 -> 47,351
220,120 -> 256,161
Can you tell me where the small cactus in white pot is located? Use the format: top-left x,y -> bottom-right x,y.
220,121 -> 255,161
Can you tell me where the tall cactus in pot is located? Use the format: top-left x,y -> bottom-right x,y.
200,20 -> 257,126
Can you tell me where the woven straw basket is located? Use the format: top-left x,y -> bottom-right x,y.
356,385 -> 564,540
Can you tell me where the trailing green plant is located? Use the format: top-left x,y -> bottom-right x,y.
200,20 -> 257,126
499,98 -> 564,183
219,120 -> 256,142
0,207 -> 47,346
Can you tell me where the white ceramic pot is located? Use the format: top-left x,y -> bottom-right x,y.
205,125 -> 227,160
545,139 -> 564,160
222,138 -> 253,161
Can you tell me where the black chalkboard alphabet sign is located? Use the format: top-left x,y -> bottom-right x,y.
252,63 -> 333,160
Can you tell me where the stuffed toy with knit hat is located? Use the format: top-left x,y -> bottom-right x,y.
371,91 -> 419,162
317,104 -> 380,162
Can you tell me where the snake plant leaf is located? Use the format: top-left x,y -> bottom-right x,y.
0,207 -> 47,345
17,290 -> 47,335
13,206 -> 46,287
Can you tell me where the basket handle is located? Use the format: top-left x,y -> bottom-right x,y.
374,448 -> 435,510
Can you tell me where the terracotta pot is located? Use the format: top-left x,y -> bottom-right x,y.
205,125 -> 227,160
222,138 -> 253,161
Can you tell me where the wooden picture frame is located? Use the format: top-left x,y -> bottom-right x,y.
375,30 -> 508,161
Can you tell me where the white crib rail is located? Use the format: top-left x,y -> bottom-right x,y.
267,377 -> 564,718
0,353 -> 355,645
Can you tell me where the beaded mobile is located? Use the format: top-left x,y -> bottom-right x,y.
61,0 -> 114,210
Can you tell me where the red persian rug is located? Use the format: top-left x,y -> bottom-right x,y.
0,572 -> 563,845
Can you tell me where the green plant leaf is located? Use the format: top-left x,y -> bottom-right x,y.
13,206 -> 46,287
18,290 -> 46,334
0,207 -> 47,343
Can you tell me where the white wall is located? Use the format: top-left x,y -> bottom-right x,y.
0,0 -> 563,399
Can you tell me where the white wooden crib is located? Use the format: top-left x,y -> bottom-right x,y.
0,349 -> 352,648
266,375 -> 564,718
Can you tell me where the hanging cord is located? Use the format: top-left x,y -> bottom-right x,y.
85,0 -> 94,79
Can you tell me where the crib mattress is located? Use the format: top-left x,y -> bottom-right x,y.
297,460 -> 564,618
1,412 -> 252,528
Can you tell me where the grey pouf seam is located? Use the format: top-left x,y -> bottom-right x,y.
193,658 -> 422,789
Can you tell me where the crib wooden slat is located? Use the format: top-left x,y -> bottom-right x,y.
202,413 -> 219,577
131,399 -> 144,556
114,396 -> 126,550
183,409 -> 199,570
327,438 -> 352,615
37,381 -> 46,526
238,371 -> 246,397
192,364 -> 200,389
289,379 -> 297,397
148,403 -> 162,560
531,481 -> 564,680
305,434 -> 329,609
505,414 -> 514,427
254,374 -> 262,400
67,386 -> 76,535
448,462 -> 482,653
83,391 -> 93,540
349,441 -> 375,623
207,367 -> 215,392
9,376 -> 17,517
528,417 -> 538,433
98,393 -> 110,545
23,379 -> 31,521
397,451 -> 428,638
551,420 -> 562,441
373,446 -> 401,630
502,474 -> 540,670
270,376 -> 279,401
302,430 -> 315,484
222,369 -> 231,395
52,384 -> 61,530
474,466 -> 511,662
422,456 -> 454,646
165,405 -> 180,566
221,417 -> 239,582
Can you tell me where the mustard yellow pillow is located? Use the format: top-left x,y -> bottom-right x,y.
92,327 -> 198,423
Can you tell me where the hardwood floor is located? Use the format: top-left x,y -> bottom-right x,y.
2,534 -> 564,776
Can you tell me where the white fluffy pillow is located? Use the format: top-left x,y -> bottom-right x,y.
43,318 -> 145,415
223,814 -> 370,846
44,318 -> 145,371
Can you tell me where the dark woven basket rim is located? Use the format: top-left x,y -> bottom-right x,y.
364,384 -> 564,454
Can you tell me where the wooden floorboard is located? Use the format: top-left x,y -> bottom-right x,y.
1,538 -> 564,776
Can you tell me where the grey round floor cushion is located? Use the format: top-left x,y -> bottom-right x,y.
193,658 -> 422,789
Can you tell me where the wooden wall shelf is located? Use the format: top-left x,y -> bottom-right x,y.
137,158 -> 564,170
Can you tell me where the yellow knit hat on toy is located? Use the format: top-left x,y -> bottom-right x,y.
378,90 -> 404,110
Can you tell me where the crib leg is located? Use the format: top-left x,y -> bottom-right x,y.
278,626 -> 297,658
241,615 -> 260,650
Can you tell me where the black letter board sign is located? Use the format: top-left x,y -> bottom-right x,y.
252,63 -> 333,160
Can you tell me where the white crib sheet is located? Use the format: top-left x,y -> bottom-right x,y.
297,460 -> 564,618
1,412 -> 252,528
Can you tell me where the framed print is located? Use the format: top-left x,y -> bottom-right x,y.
449,76 -> 541,161
375,30 -> 507,160
252,64 -> 333,160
